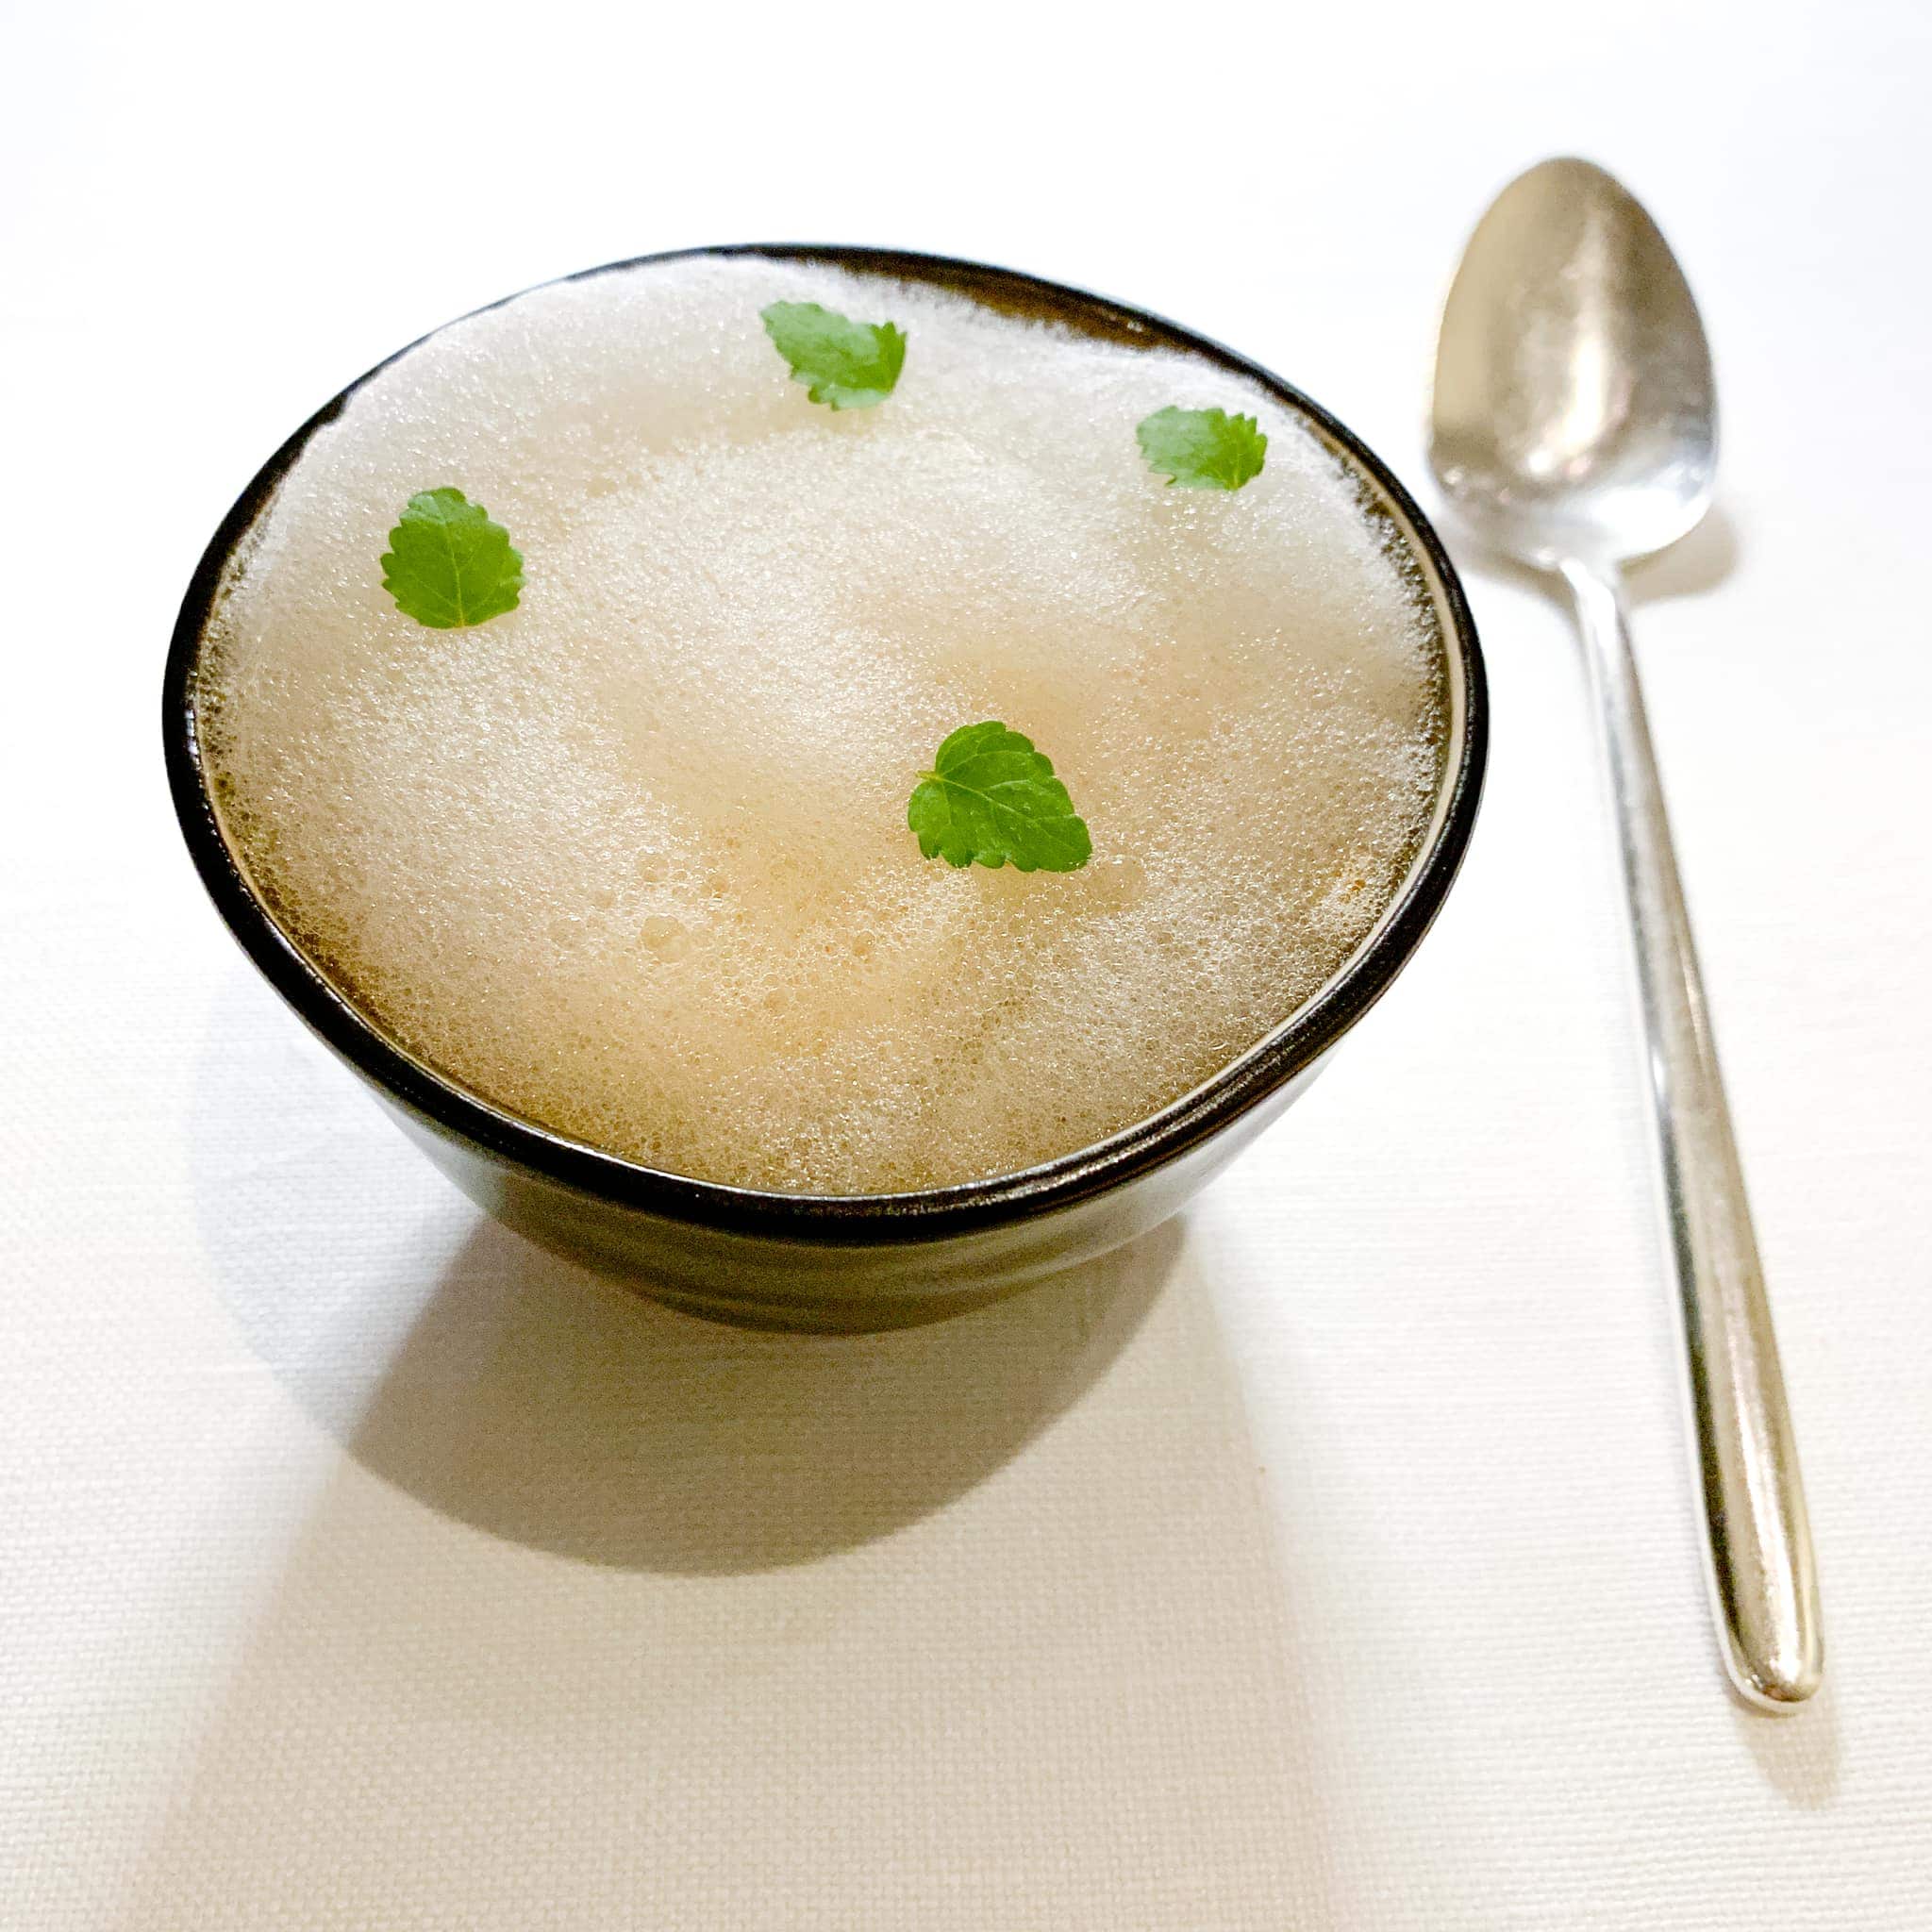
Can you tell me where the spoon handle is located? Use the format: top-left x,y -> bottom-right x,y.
1559,558 -> 1822,1707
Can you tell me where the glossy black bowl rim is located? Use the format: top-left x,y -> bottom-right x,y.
165,242 -> 1488,1247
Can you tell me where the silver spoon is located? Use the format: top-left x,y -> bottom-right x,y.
1428,157 -> 1823,1709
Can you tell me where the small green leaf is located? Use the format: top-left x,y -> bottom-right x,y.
908,722 -> 1091,874
760,300 -> 907,409
380,488 -> 524,628
1135,406 -> 1268,491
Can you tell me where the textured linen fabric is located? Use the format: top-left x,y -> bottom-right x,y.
5,3 -> 1930,1925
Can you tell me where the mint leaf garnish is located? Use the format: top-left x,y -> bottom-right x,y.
380,489 -> 524,628
760,301 -> 907,410
908,722 -> 1091,873
1135,407 -> 1267,491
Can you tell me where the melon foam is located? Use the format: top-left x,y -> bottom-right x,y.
198,256 -> 1448,1194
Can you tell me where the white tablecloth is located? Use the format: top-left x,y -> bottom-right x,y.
6,4 -> 1928,1924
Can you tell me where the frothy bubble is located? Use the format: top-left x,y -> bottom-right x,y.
199,256 -> 1447,1194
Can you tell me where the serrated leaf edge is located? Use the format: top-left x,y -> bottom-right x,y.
1135,406 -> 1268,491
380,488 -> 524,630
760,301 -> 906,411
907,722 -> 1091,874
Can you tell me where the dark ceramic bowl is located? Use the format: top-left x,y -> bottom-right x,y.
166,245 -> 1487,1332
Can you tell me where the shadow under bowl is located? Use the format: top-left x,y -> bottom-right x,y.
164,244 -> 1488,1332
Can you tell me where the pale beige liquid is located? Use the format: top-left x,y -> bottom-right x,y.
199,257 -> 1448,1193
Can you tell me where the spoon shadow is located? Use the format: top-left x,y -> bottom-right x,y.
1735,1676 -> 1842,1807
1628,502 -> 1741,601
1457,502 -> 1742,611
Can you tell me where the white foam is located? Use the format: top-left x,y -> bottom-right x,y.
200,255 -> 1447,1193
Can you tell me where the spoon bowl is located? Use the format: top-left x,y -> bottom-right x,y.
1430,157 -> 1717,568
